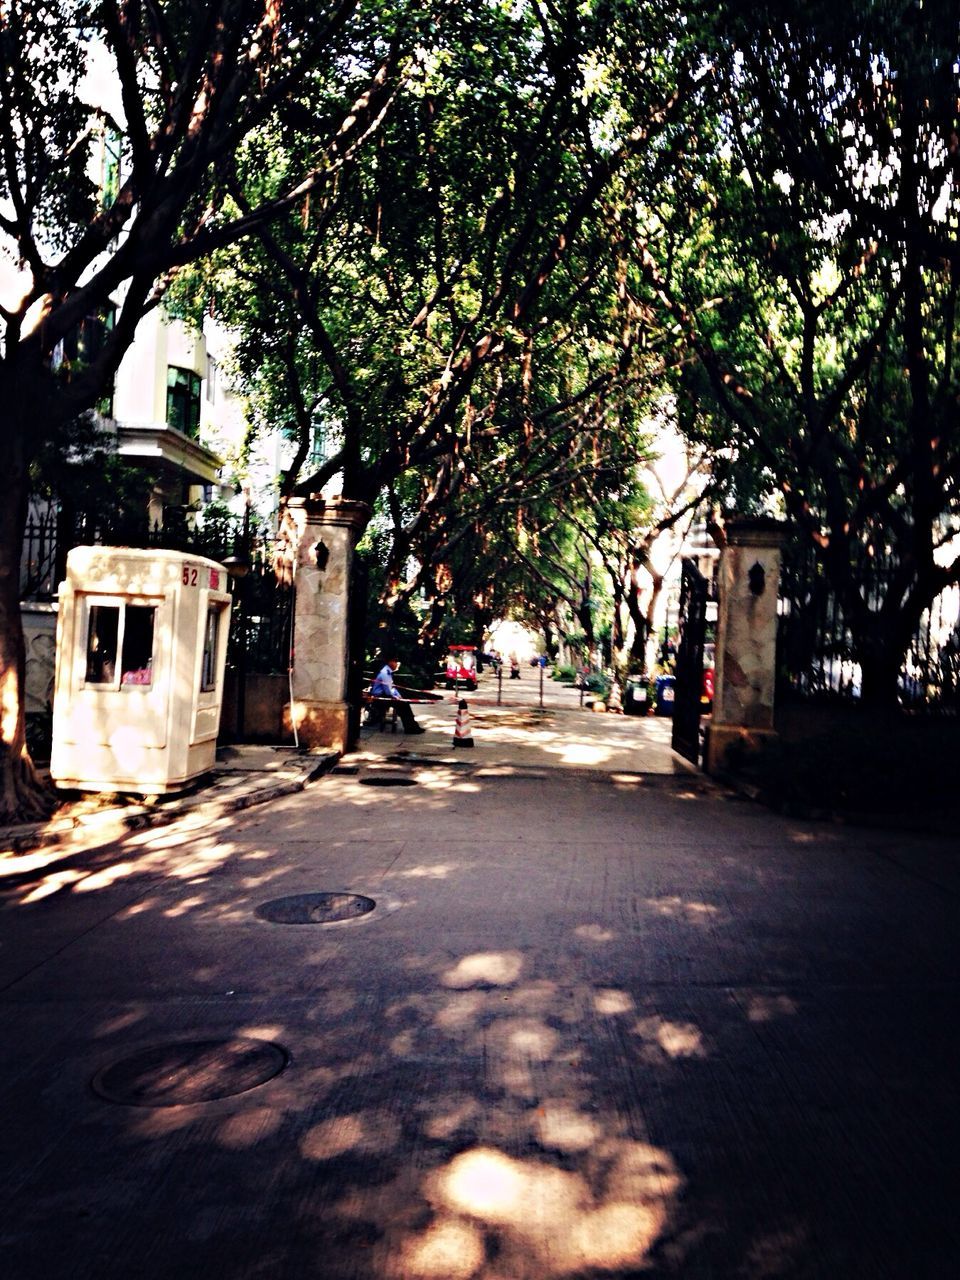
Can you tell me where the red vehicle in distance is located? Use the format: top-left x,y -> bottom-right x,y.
444,644 -> 478,690
701,643 -> 716,711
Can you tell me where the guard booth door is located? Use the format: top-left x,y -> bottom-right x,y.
671,558 -> 709,765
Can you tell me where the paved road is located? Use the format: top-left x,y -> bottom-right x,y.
1,693 -> 957,1278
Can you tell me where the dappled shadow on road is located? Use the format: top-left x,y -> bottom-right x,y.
368,686 -> 694,779
0,940 -> 829,1278
1,753 -> 957,1278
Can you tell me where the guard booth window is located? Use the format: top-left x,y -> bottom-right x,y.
84,601 -> 157,688
85,605 -> 119,684
200,606 -> 221,691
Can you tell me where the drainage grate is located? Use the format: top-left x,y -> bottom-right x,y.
92,1038 -> 288,1107
255,892 -> 376,924
359,775 -> 418,787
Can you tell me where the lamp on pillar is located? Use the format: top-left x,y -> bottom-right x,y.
312,539 -> 330,572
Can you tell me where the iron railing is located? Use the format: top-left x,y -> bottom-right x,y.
777,542 -> 960,712
20,503 -> 294,677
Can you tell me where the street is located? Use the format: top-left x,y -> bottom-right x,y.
1,688 -> 958,1278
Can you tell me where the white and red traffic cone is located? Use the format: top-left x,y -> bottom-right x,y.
452,698 -> 474,748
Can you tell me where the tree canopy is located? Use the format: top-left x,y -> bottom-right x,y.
639,0 -> 960,700
0,0 -> 433,818
3,0 -> 959,820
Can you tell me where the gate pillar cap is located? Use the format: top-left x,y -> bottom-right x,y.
284,495 -> 371,532
722,515 -> 787,548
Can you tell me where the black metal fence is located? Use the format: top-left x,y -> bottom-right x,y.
21,504 -> 293,677
777,542 -> 960,712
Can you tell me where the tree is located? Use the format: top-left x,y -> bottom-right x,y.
0,0 -> 422,819
199,1 -> 706,691
640,0 -> 960,705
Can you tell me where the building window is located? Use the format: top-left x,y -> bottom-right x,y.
167,366 -> 201,437
53,307 -> 117,417
99,125 -> 123,208
205,355 -> 218,403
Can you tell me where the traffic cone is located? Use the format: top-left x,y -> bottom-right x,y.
453,698 -> 474,748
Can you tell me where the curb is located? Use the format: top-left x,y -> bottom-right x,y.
1,751 -> 339,858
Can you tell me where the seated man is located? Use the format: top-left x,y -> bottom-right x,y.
367,657 -> 426,734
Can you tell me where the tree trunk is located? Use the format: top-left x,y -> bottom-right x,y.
858,649 -> 904,710
0,414 -> 56,823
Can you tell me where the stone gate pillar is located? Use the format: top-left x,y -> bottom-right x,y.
282,496 -> 371,752
705,516 -> 786,776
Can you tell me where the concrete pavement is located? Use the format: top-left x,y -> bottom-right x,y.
1,681 -> 958,1278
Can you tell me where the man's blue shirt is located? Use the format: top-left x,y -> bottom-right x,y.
371,664 -> 401,698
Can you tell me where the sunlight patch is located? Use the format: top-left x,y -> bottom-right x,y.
566,1201 -> 665,1270
218,1106 -> 283,1150
535,1103 -> 603,1152
643,895 -> 722,922
441,951 -> 523,988
19,868 -> 85,903
163,895 -> 205,918
300,1113 -> 365,1161
575,923 -> 616,943
399,1219 -> 485,1279
635,1016 -> 706,1058
593,989 -> 634,1016
75,862 -> 137,892
551,742 -> 611,766
426,1143 -> 674,1274
504,1019 -> 559,1061
746,993 -> 798,1022
434,991 -> 486,1029
438,1148 -> 580,1226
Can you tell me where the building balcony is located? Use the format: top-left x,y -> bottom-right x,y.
115,422 -> 222,487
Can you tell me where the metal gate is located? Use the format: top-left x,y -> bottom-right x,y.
671,558 -> 709,764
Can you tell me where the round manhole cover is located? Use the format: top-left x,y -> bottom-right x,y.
255,892 -> 376,924
92,1038 -> 287,1107
359,775 -> 418,787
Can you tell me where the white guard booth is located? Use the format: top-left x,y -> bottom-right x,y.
51,546 -> 232,795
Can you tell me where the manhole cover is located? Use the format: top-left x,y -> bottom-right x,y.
255,892 -> 376,924
92,1038 -> 287,1107
359,775 -> 418,787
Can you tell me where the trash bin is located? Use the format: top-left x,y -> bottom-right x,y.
624,677 -> 648,716
654,674 -> 676,716
51,546 -> 232,795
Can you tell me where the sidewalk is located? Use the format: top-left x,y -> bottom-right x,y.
359,678 -> 699,780
0,745 -> 339,857
2,678 -> 694,858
